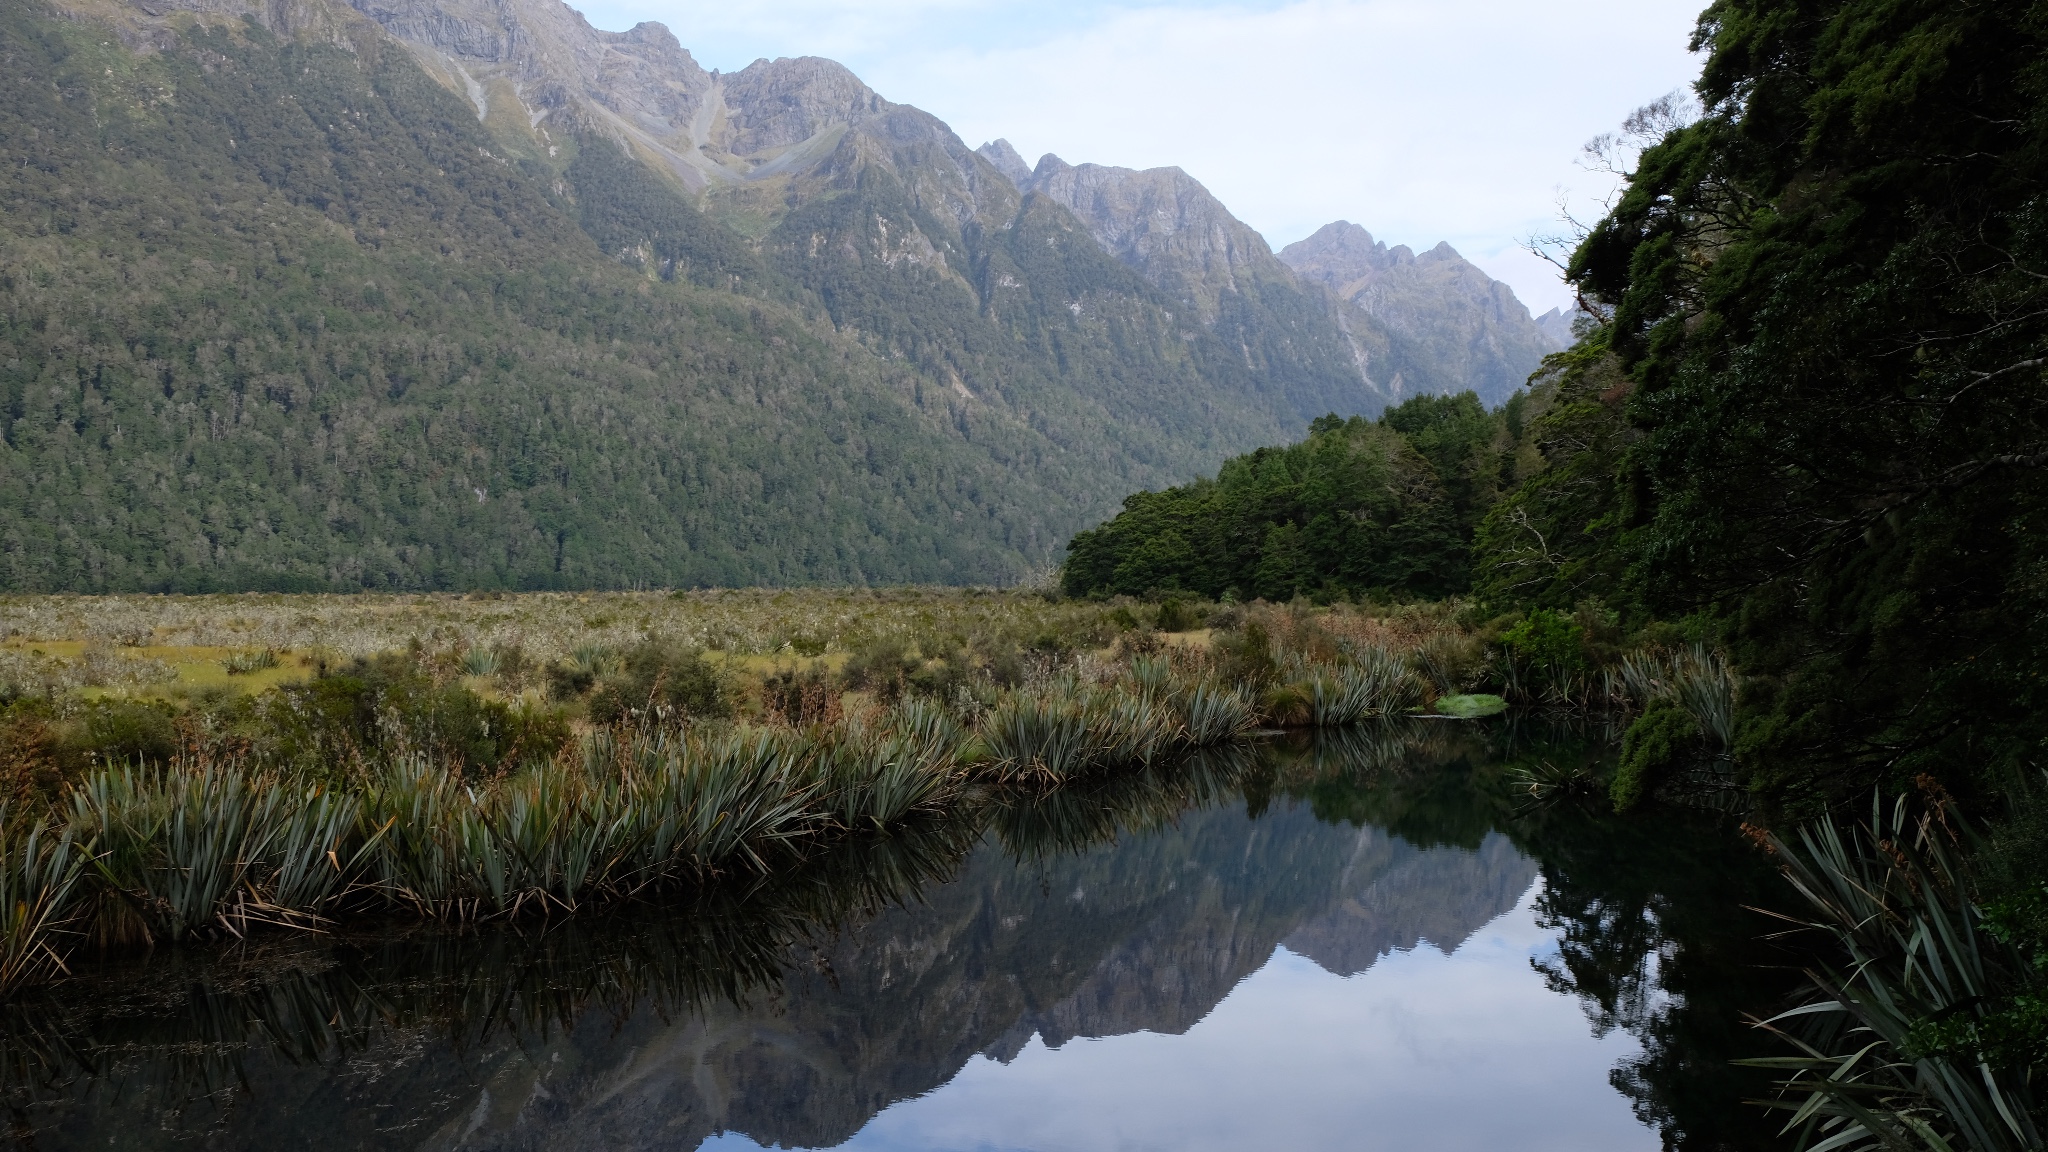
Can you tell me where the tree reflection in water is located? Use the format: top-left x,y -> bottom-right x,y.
0,722 -> 1803,1152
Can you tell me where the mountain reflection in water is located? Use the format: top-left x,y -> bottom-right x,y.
0,723 -> 1792,1152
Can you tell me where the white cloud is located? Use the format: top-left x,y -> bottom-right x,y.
573,0 -> 1707,311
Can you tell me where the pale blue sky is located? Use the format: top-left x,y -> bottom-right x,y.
568,0 -> 1708,312
700,886 -> 1652,1152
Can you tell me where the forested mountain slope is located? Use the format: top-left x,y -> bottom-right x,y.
0,0 -> 1308,591
0,0 -> 1556,592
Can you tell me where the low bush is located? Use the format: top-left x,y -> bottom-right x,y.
1611,697 -> 1699,812
585,642 -> 732,728
1155,596 -> 1202,633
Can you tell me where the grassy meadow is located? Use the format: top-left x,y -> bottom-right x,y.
0,588 -> 1740,993
0,588 -> 1124,694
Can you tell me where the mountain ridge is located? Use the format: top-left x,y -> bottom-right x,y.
978,140 -> 1562,409
0,0 -> 1570,591
1279,220 -> 1559,406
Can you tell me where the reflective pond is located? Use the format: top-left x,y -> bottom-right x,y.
0,722 -> 1800,1150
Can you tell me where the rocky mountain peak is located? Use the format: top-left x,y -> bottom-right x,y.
1279,220 -> 1405,286
1281,223 -> 1559,403
975,139 -> 1033,186
1014,153 -> 1275,312
331,0 -> 917,196
720,55 -> 884,157
1534,305 -> 1586,348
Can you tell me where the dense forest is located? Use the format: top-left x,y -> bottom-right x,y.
1062,393 -> 1515,602
0,1 -> 1365,592
1071,0 -> 2048,800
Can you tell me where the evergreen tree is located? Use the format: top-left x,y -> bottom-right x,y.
1063,395 -> 1509,601
1557,0 -> 2048,791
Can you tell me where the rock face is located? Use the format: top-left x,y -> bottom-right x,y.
313,0 -> 1549,417
975,137 -> 1034,186
1535,305 -> 1585,348
1281,221 -> 1559,406
1008,152 -> 1402,412
1018,153 -> 1278,319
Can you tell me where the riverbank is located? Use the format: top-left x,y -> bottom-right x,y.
0,590 -> 1740,992
0,724 -> 1794,1152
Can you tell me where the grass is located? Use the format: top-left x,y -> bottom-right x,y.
0,589 -> 1131,668
0,588 -> 1734,992
0,651 -> 1274,981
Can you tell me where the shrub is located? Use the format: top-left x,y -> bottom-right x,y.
265,657 -> 569,778
76,699 -> 179,770
1502,609 -> 1584,671
839,638 -> 920,703
0,703 -> 67,808
762,665 -> 843,727
1611,697 -> 1699,812
1411,633 -> 1488,698
1213,620 -> 1280,689
586,642 -> 732,728
1155,596 -> 1201,633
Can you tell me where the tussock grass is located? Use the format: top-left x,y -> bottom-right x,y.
0,814 -> 85,995
978,655 -> 1256,784
10,704 -> 978,968
220,649 -> 280,676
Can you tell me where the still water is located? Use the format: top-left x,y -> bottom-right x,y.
0,723 -> 1796,1151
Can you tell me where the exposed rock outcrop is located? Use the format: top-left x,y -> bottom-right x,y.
1281,221 -> 1557,406
1535,305 -> 1585,348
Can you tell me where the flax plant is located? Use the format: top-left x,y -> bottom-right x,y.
0,814 -> 86,994
70,765 -> 319,941
1746,795 -> 2041,1152
1619,644 -> 1737,747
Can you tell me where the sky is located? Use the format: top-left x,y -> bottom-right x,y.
565,0 -> 1709,313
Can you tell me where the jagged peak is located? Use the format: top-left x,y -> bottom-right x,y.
1281,221 -> 1403,282
614,20 -> 681,51
976,139 -> 1032,186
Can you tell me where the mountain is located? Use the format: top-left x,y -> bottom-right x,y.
0,0 -> 1557,592
384,23 -> 1390,436
980,144 -> 1469,410
1534,305 -> 1584,347
1280,221 -> 1559,407
0,0 -> 1318,591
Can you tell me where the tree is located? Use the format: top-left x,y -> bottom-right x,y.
1062,397 -> 1505,601
1567,0 -> 2048,795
